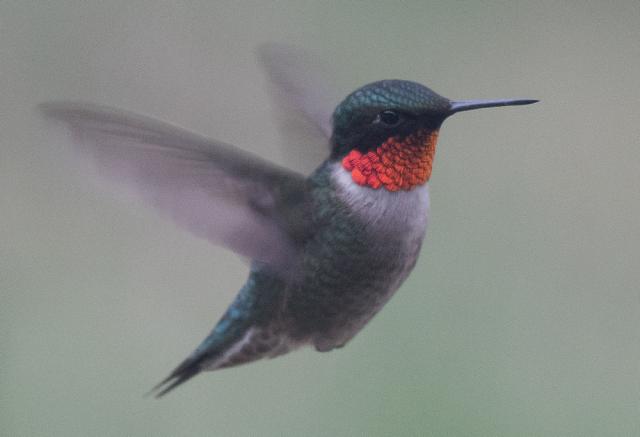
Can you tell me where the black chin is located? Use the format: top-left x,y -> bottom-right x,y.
331,117 -> 442,160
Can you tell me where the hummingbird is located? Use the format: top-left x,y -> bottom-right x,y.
40,48 -> 537,397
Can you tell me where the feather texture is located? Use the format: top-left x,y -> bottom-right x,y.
40,102 -> 308,271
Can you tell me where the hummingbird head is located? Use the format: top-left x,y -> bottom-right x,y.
331,79 -> 537,191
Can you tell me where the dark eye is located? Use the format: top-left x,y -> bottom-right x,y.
377,110 -> 401,126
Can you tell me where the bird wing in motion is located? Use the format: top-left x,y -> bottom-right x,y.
40,102 -> 308,272
257,43 -> 340,174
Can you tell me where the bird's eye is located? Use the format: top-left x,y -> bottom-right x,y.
377,110 -> 402,127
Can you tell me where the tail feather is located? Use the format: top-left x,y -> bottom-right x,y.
147,356 -> 203,398
147,324 -> 291,398
147,271 -> 290,398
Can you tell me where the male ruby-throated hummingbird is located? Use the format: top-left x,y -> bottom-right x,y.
40,45 -> 537,397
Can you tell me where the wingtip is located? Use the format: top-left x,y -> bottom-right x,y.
37,100 -> 90,121
255,41 -> 299,59
37,101 -> 62,118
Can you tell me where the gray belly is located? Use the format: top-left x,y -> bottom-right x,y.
286,163 -> 430,351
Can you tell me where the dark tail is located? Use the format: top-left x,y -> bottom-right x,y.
146,356 -> 204,398
147,271 -> 287,398
146,319 -> 255,398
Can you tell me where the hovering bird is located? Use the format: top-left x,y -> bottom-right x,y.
40,45 -> 537,397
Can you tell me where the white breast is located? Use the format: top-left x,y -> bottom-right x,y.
331,162 -> 431,241
306,163 -> 431,350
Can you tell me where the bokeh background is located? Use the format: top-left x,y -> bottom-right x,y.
2,1 -> 639,436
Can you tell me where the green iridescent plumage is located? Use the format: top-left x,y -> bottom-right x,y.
331,80 -> 451,157
41,52 -> 537,396
333,80 -> 450,126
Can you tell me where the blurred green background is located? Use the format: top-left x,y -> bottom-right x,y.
2,1 -> 639,436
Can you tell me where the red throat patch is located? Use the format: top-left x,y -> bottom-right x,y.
341,129 -> 439,191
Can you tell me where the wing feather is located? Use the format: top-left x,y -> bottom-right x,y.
40,102 -> 308,270
257,43 -> 340,174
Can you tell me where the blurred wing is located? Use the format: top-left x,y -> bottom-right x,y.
40,102 -> 308,270
257,43 -> 340,174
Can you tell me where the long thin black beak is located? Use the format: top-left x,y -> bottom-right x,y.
449,98 -> 538,114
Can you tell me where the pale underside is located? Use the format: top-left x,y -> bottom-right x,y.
38,44 -> 432,396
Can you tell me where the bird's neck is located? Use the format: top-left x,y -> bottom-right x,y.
340,129 -> 439,192
328,161 -> 431,236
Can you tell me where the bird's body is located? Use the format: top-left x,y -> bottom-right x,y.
40,47 -> 536,396
292,162 -> 430,351
162,161 -> 430,390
